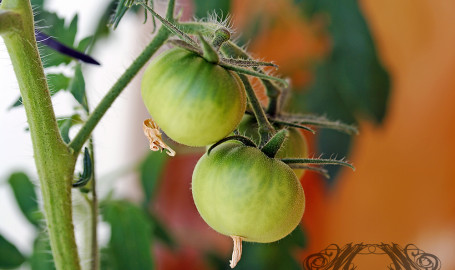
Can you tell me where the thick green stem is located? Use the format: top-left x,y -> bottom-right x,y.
0,9 -> 21,34
69,27 -> 170,154
238,75 -> 275,146
1,0 -> 79,269
263,80 -> 281,116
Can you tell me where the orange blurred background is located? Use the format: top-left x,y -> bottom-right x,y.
229,0 -> 455,268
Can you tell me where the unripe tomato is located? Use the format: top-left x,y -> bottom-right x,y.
238,115 -> 309,178
141,48 -> 246,147
192,142 -> 305,243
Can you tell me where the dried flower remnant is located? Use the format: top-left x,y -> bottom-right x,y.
143,118 -> 175,156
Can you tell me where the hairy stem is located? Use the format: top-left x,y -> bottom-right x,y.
239,75 -> 275,146
0,9 -> 21,34
1,0 -> 80,269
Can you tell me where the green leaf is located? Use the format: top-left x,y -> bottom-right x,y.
57,114 -> 83,144
36,11 -> 79,67
0,234 -> 26,269
69,65 -> 88,111
291,62 -> 356,184
193,0 -> 230,19
48,73 -> 72,95
140,152 -> 167,204
8,172 -> 42,228
30,0 -> 45,10
110,0 -> 135,29
147,213 -> 176,249
102,201 -> 154,270
30,233 -> 56,270
297,0 -> 390,124
72,147 -> 93,188
77,36 -> 93,52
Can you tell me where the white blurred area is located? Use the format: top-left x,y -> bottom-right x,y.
0,0 -> 171,261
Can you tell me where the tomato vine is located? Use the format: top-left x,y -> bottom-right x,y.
0,0 -> 357,269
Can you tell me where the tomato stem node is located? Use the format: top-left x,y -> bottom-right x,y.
197,32 -> 219,63
212,27 -> 231,51
261,129 -> 289,158
229,235 -> 243,268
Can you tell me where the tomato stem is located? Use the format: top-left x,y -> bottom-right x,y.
287,164 -> 330,179
263,80 -> 282,116
239,75 -> 275,146
207,135 -> 257,155
212,27 -> 231,51
272,115 -> 359,135
261,129 -> 289,158
1,0 -> 80,269
197,32 -> 219,63
179,22 -> 286,113
139,1 -> 198,48
282,157 -> 355,171
221,63 -> 288,86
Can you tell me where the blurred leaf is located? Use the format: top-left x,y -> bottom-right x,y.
193,0 -> 230,19
69,65 -> 88,112
110,0 -> 135,29
9,97 -> 23,108
92,0 -> 118,41
77,36 -> 93,53
8,172 -> 42,228
208,226 -> 306,270
290,0 -> 390,184
291,62 -> 356,183
102,201 -> 154,270
140,152 -> 167,204
57,114 -> 83,143
30,0 -> 44,9
296,0 -> 390,123
0,234 -> 26,269
30,233 -> 56,270
147,213 -> 176,249
36,11 -> 79,67
48,73 -> 71,94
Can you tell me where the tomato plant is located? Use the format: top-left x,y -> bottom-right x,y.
0,0 -> 357,269
141,48 -> 246,147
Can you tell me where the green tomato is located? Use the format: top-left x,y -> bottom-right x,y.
141,48 -> 246,147
238,115 -> 309,178
192,142 -> 305,243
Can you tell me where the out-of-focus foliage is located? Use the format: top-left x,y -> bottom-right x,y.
4,171 -> 56,269
193,0 -> 230,19
0,234 -> 26,269
30,233 -> 56,270
290,0 -> 390,180
101,201 -> 155,270
8,172 -> 42,228
140,152 -> 168,205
